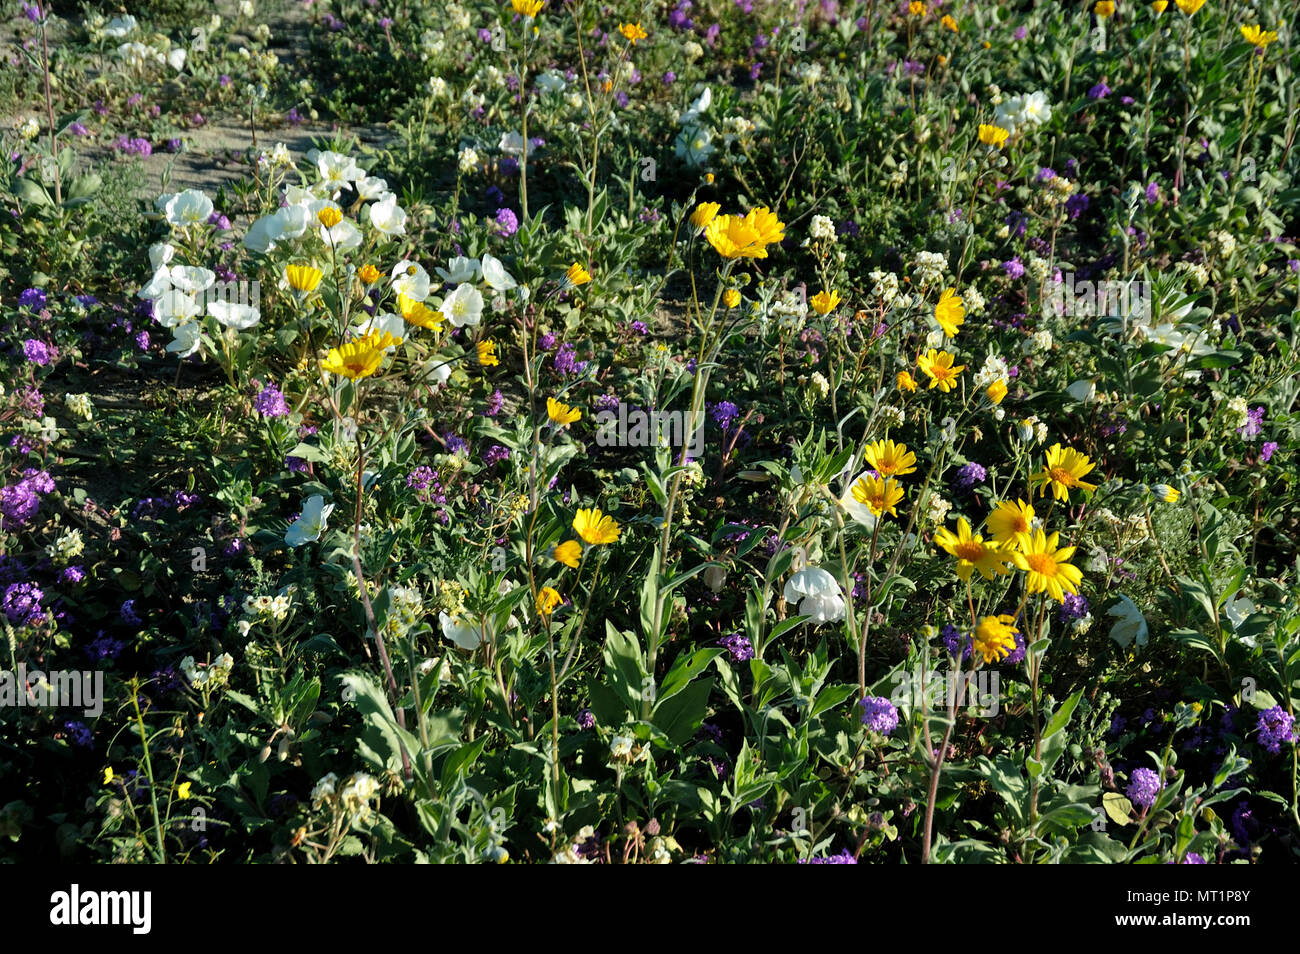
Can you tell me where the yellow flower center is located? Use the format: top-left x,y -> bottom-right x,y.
1024,552 -> 1057,576
1049,467 -> 1077,488
954,541 -> 985,562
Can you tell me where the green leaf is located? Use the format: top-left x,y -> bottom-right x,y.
652,678 -> 713,745
1103,792 -> 1134,826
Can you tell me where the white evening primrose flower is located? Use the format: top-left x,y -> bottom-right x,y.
355,176 -> 389,200
436,256 -> 482,284
148,242 -> 175,271
168,265 -> 216,294
285,494 -> 335,546
166,321 -> 203,358
164,189 -> 214,228
782,567 -> 846,625
440,611 -> 483,650
390,260 -> 431,301
368,193 -> 407,236
498,131 -> 525,155
207,300 -> 261,330
1066,379 -> 1096,403
440,283 -> 484,327
1107,595 -> 1149,650
480,253 -> 517,292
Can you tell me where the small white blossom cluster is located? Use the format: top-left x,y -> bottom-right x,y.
911,251 -> 948,287
993,90 -> 1052,134
961,286 -> 986,315
311,771 -> 381,823
869,270 -> 901,306
181,653 -> 235,689
46,528 -> 84,563
64,393 -> 94,421
973,353 -> 1010,390
1015,415 -> 1049,444
809,215 -> 836,243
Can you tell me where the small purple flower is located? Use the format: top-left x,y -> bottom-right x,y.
1256,706 -> 1295,754
120,599 -> 142,626
1087,82 -> 1111,100
63,720 -> 93,748
493,207 -> 519,237
1260,441 -> 1278,463
1145,181 -> 1160,204
710,401 -> 741,430
17,287 -> 46,310
577,708 -> 596,729
1002,258 -> 1025,279
943,625 -> 973,660
1126,767 -> 1162,808
1237,406 -> 1265,441
662,70 -> 676,85
483,444 -> 510,466
2,582 -> 44,626
859,696 -> 899,735
1065,193 -> 1090,220
253,382 -> 290,418
60,565 -> 85,585
444,432 -> 468,455
719,631 -> 755,662
799,849 -> 858,864
485,389 -> 505,417
1180,852 -> 1207,864
1057,592 -> 1090,624
952,462 -> 987,494
286,456 -> 308,473
22,339 -> 55,366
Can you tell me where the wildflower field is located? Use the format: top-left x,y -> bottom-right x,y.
1,0 -> 1299,868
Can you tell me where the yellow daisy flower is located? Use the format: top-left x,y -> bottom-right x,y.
553,539 -> 582,567
985,499 -> 1036,551
1030,443 -> 1099,500
864,438 -> 917,478
285,264 -> 323,293
1010,530 -> 1084,603
917,348 -> 965,392
320,330 -> 401,380
547,397 -> 581,426
973,614 -> 1019,664
850,474 -> 905,518
934,287 -> 966,338
704,207 -> 786,259
978,124 -> 1010,148
810,289 -> 841,315
932,518 -> 1012,582
573,507 -> 620,545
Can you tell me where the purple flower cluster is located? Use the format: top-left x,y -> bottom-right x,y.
1126,768 -> 1163,808
1057,592 -> 1090,625
22,339 -> 55,366
112,136 -> 152,157
951,462 -> 986,494
710,400 -> 741,431
859,696 -> 899,735
798,849 -> 858,864
18,287 -> 46,310
1237,406 -> 1265,441
942,624 -> 973,661
253,382 -> 289,418
2,582 -> 44,626
407,466 -> 447,507
483,444 -> 510,466
493,207 -> 519,238
576,708 -> 596,729
552,342 -> 589,377
1256,706 -> 1295,754
484,389 -> 505,417
1260,441 -> 1278,463
1,469 -> 55,529
718,631 -> 754,662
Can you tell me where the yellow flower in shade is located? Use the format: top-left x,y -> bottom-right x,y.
864,438 -> 917,478
398,292 -> 443,330
536,586 -> 563,615
810,290 -> 841,315
177,782 -> 192,800
102,766 -> 115,785
978,123 -> 1010,148
1240,25 -> 1278,48
320,330 -> 401,380
619,22 -> 648,44
1153,483 -> 1180,503
317,206 -> 343,229
553,539 -> 582,567
573,507 -> 620,545
511,0 -> 545,17
934,288 -> 965,338
897,370 -> 918,392
704,207 -> 786,259
985,498 -> 1036,552
286,264 -> 323,293
723,288 -> 741,309
917,348 -> 965,392
1010,530 -> 1084,603
933,518 -> 1011,582
565,262 -> 593,286
851,474 -> 905,518
477,339 -> 499,366
1030,443 -> 1099,500
985,379 -> 1008,405
547,397 -> 582,426
972,615 -> 1020,664
1094,1 -> 1115,17
359,264 -> 381,284
908,0 -> 925,14
1152,0 -> 1167,12
691,202 -> 721,230
705,172 -> 715,184
942,14 -> 958,30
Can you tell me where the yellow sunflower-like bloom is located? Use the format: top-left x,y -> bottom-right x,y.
1175,0 -> 1205,14
723,289 -> 741,309
985,498 -> 1036,551
547,397 -> 582,426
851,474 -> 905,518
553,539 -> 582,567
619,22 -> 648,43
477,339 -> 499,366
691,202 -> 721,230
320,330 -> 401,380
1094,1 -> 1115,18
398,292 -> 443,331
565,262 -> 593,286
864,438 -> 917,478
286,264 -> 323,293
933,518 -> 1012,582
810,289 -> 841,315
1240,24 -> 1278,48
917,348 -> 965,392
317,206 -> 343,228
1010,530 -> 1084,603
897,370 -> 918,392
973,614 -> 1019,664
978,124 -> 1010,148
934,287 -> 966,338
985,380 -> 1008,405
704,207 -> 786,259
511,0 -> 545,18
536,586 -> 563,615
359,264 -> 381,284
1030,443 -> 1099,500
573,507 -> 620,545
